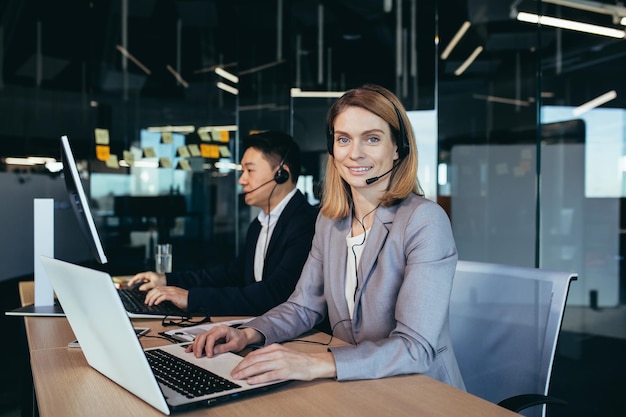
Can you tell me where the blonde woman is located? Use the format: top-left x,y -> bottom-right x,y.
188,84 -> 465,390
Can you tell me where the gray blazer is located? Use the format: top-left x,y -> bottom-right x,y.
246,193 -> 466,390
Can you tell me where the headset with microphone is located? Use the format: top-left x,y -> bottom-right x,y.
242,177 -> 277,195
365,164 -> 398,185
243,139 -> 292,195
326,86 -> 410,185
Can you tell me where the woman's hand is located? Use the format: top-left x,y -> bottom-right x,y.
127,271 -> 167,291
186,326 -> 262,358
231,344 -> 337,385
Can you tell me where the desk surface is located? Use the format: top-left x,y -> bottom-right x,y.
18,281 -> 519,417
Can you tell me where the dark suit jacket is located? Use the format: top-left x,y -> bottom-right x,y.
166,190 -> 318,316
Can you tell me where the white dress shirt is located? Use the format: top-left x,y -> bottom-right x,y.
253,188 -> 298,282
345,230 -> 368,318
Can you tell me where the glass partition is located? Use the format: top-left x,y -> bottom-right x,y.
437,0 -> 623,307
437,2 -> 624,416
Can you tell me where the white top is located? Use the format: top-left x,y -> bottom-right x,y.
253,188 -> 298,282
345,229 -> 369,318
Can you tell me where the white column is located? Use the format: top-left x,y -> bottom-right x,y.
34,198 -> 54,306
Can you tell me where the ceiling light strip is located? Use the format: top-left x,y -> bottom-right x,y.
215,67 -> 239,83
572,90 -> 617,116
441,21 -> 471,60
216,82 -> 239,95
290,88 -> 344,98
473,94 -> 530,107
4,157 -> 57,166
197,125 -> 238,133
147,125 -> 195,133
543,0 -> 626,24
454,46 -> 483,76
517,12 -> 626,38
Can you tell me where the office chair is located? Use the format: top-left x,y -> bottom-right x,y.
449,260 -> 577,417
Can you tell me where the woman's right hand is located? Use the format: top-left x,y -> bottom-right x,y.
186,325 -> 263,358
126,271 -> 167,291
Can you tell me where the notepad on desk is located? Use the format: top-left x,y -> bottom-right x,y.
163,318 -> 254,342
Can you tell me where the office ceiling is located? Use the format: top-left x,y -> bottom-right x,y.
1,0 -> 625,151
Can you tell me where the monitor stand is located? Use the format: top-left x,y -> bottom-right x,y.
5,199 -> 65,317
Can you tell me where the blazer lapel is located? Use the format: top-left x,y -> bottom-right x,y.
243,218 -> 262,284
328,216 -> 351,318
353,206 -> 393,318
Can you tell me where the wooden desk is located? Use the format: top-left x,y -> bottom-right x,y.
18,282 -> 519,417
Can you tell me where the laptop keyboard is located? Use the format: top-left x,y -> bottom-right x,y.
145,349 -> 241,398
118,287 -> 188,317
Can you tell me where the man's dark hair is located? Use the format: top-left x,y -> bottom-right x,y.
242,131 -> 301,184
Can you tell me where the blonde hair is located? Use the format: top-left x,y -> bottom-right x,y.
321,84 -> 423,219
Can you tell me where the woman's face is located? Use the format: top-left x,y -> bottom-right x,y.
331,106 -> 399,190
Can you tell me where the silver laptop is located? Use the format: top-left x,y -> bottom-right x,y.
40,256 -> 287,415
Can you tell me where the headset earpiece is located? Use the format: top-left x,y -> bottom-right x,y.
391,105 -> 410,159
274,164 -> 289,184
326,126 -> 334,155
274,140 -> 292,185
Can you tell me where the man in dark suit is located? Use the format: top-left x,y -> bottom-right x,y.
128,131 -> 318,316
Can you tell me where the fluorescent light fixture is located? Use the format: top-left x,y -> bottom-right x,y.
215,67 -> 239,83
290,88 -> 345,98
216,81 -> 239,95
166,65 -> 189,88
454,46 -> 483,76
441,21 -> 471,60
473,94 -> 530,107
4,157 -> 56,166
197,125 -> 238,133
572,90 -> 617,116
146,125 -> 196,133
542,0 -> 626,25
621,16 -> 626,25
517,12 -> 626,38
115,45 -> 152,75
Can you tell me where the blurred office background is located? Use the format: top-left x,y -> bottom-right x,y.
1,1 -> 625,416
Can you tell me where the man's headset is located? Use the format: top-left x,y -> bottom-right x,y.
326,86 -> 410,160
243,140 -> 292,195
273,142 -> 291,184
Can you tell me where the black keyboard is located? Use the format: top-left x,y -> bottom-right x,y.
145,349 -> 241,398
118,287 -> 188,317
